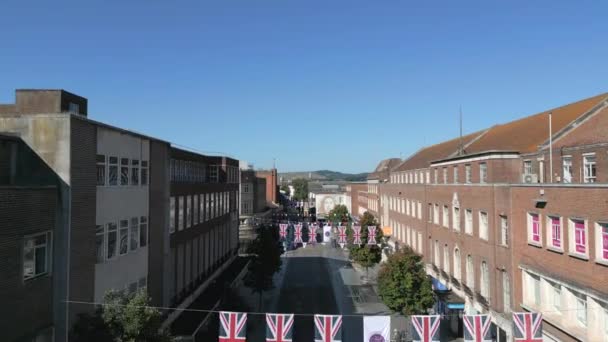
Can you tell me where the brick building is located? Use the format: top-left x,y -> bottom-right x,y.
373,93 -> 608,341
255,168 -> 278,206
0,89 -> 240,341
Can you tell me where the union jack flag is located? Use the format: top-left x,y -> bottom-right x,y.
337,226 -> 347,246
513,312 -> 542,342
308,224 -> 317,244
266,313 -> 294,342
352,225 -> 362,245
279,224 -> 288,240
463,314 -> 492,342
314,314 -> 342,342
219,311 -> 247,342
367,226 -> 377,245
411,315 -> 440,342
294,224 -> 303,244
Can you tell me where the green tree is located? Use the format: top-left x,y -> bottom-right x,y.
348,211 -> 383,276
243,225 -> 284,310
377,247 -> 435,315
291,178 -> 309,201
71,290 -> 172,342
327,204 -> 349,223
280,184 -> 290,197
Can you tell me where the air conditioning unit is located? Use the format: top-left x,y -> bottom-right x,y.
523,174 -> 538,183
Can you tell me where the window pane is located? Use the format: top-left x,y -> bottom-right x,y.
107,229 -> 117,259
140,223 -> 148,247
35,247 -> 47,274
96,225 -> 104,262
130,218 -> 139,251
120,221 -> 129,255
23,239 -> 35,279
131,159 -> 139,185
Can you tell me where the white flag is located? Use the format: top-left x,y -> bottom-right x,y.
323,225 -> 332,243
363,316 -> 390,342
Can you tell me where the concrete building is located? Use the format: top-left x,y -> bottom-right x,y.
0,89 -> 240,341
374,92 -> 608,341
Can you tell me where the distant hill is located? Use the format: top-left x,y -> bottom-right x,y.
279,170 -> 368,182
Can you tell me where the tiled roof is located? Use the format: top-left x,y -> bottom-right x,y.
393,92 -> 608,171
368,158 -> 401,180
465,93 -> 608,154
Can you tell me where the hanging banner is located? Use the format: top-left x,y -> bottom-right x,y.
279,224 -> 288,240
323,225 -> 332,243
294,224 -> 303,244
367,226 -> 377,245
411,315 -> 440,342
463,314 -> 492,342
337,226 -> 347,248
314,314 -> 342,342
352,225 -> 362,246
309,224 -> 317,244
266,313 -> 294,342
512,312 -> 543,342
219,311 -> 247,342
363,316 -> 390,342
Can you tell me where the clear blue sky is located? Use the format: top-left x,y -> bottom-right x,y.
1,1 -> 607,173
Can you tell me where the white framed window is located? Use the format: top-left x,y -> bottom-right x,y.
523,160 -> 532,175
453,166 -> 459,184
193,194 -> 198,224
417,201 -> 422,219
453,206 -> 460,231
480,163 -> 487,183
527,212 -> 541,245
108,156 -> 118,186
433,204 -> 439,223
466,255 -> 474,289
141,160 -> 148,185
465,164 -> 472,184
551,283 -> 561,311
96,154 -> 106,186
169,197 -> 175,233
575,293 -> 587,326
120,158 -> 130,185
443,205 -> 449,228
417,232 -> 422,253
480,261 -> 489,298
178,196 -> 184,231
106,223 -> 117,259
414,172 -> 418,183
96,225 -> 105,262
453,248 -> 461,280
131,159 -> 139,186
583,154 -> 596,183
465,209 -> 473,235
426,171 -> 430,184
119,219 -> 129,255
434,169 -> 438,184
479,211 -> 488,240
130,217 -> 139,251
23,231 -> 52,280
596,222 -> 608,263
443,245 -> 450,274
532,273 -> 541,306
503,271 -> 511,312
569,219 -> 588,257
562,156 -> 572,183
443,168 -> 448,183
434,240 -> 440,267
500,215 -> 508,246
547,216 -> 562,250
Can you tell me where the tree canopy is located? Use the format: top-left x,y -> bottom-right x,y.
291,178 -> 309,201
280,184 -> 290,197
348,211 -> 383,270
377,247 -> 435,315
327,204 -> 349,223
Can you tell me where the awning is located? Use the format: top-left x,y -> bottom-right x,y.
436,290 -> 465,310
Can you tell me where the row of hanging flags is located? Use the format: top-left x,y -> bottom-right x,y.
278,223 -> 377,248
219,311 -> 543,341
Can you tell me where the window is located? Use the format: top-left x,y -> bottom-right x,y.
551,283 -> 561,310
243,184 -> 250,193
465,164 -> 471,183
68,102 -> 80,113
480,261 -> 489,298
186,195 -> 192,228
107,223 -> 117,259
141,161 -> 148,185
209,165 -> 219,183
500,216 -> 508,246
131,159 -> 139,185
583,154 -> 596,183
454,248 -> 461,280
503,272 -> 511,312
108,156 -> 118,186
597,223 -> 608,262
466,255 -> 474,289
575,294 -> 587,326
443,168 -> 448,183
428,203 -> 433,222
443,245 -> 450,274
443,205 -> 449,228
434,240 -> 440,267
406,199 -> 410,216
453,166 -> 459,184
479,163 -> 487,183
528,213 -> 541,244
193,194 -> 198,224
434,169 -> 438,184
140,216 -> 148,247
417,202 -> 422,219
23,231 -> 52,280
169,197 -> 175,233
562,156 -> 572,183
414,172 -> 418,183
434,204 -> 439,224
96,154 -> 106,185
130,217 -> 139,251
417,232 -> 422,253
571,219 -> 587,255
199,194 -> 204,223
532,274 -> 541,306
549,216 -> 562,249
479,211 -> 488,240
465,209 -> 473,235
119,220 -> 129,255
178,196 -> 184,231
120,158 -> 130,185
453,206 -> 460,231
426,171 -> 430,183
523,160 -> 532,175
96,225 -> 105,262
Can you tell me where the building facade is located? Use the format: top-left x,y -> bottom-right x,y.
374,93 -> 608,341
255,168 -> 278,206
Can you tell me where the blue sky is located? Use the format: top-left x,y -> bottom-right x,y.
1,1 -> 607,173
